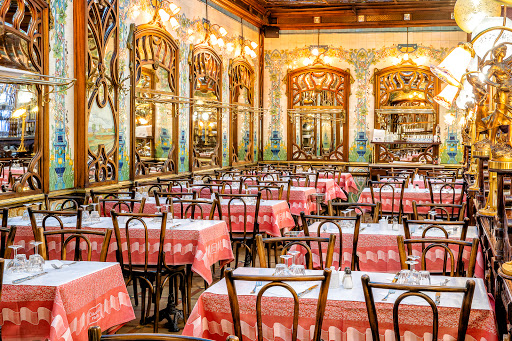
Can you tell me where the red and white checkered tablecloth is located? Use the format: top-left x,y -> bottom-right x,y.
182,268 -> 497,341
139,198 -> 295,237
9,217 -> 233,284
247,187 -> 316,216
294,222 -> 484,278
318,173 -> 359,194
301,179 -> 346,202
0,261 -> 134,341
357,188 -> 463,214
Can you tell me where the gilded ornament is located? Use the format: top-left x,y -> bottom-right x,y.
454,0 -> 501,33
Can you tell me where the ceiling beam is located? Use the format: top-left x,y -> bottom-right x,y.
208,0 -> 268,28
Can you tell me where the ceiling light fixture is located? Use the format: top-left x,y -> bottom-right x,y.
187,0 -> 228,48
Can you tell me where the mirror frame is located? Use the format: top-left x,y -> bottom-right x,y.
0,0 -> 49,196
129,22 -> 179,179
189,44 -> 222,171
229,56 -> 255,166
286,64 -> 350,161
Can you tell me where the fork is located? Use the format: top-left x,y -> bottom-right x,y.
250,281 -> 263,294
382,289 -> 395,301
51,261 -> 78,270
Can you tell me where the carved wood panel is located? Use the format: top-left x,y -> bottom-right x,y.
229,57 -> 255,165
190,44 -> 222,170
86,0 -> 119,185
286,64 -> 350,161
0,0 -> 48,195
130,23 -> 179,178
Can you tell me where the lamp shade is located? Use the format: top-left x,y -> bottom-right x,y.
471,17 -> 512,59
430,44 -> 474,86
454,0 -> 501,33
455,80 -> 475,109
435,84 -> 460,109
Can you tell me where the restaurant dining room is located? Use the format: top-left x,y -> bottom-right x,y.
1,0 -> 512,339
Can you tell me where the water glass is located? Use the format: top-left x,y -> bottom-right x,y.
90,203 -> 101,223
397,269 -> 411,284
293,264 -> 306,276
28,241 -> 44,273
81,204 -> 91,224
21,203 -> 31,221
419,271 -> 431,285
274,263 -> 290,276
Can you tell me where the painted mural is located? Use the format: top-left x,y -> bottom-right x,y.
263,44 -> 464,164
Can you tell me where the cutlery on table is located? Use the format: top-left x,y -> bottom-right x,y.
297,284 -> 318,298
382,273 -> 400,301
435,278 -> 449,305
250,281 -> 263,294
51,261 -> 78,270
12,271 -> 48,284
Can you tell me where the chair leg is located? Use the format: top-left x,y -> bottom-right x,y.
181,273 -> 188,320
133,277 -> 139,307
153,286 -> 160,333
186,264 -> 192,315
140,284 -> 147,325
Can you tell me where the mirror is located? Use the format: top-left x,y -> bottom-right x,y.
190,45 -> 222,170
130,24 -> 179,177
286,65 -> 350,161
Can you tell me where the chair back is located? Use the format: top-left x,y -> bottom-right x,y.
45,194 -> 88,211
369,180 -> 405,221
215,192 -> 262,241
412,201 -> 466,221
361,274 -> 475,341
98,197 -> 146,216
328,202 -> 381,223
402,217 -> 470,242
397,235 -> 478,277
256,179 -> 292,202
245,184 -> 283,200
0,208 -> 15,258
154,191 -> 197,206
255,234 -> 335,269
427,179 -> 465,205
90,189 -> 136,203
300,212 -> 361,270
28,207 -> 83,239
225,268 -> 331,341
173,199 -> 219,220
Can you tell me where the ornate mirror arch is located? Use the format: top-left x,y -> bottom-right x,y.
190,44 -> 222,171
373,62 -> 440,163
0,0 -> 49,196
286,64 -> 350,161
229,57 -> 255,166
129,23 -> 179,178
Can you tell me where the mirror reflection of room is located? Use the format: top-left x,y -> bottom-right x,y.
233,88 -> 252,163
192,90 -> 219,166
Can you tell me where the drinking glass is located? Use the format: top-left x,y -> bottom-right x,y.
428,210 -> 437,221
419,271 -> 431,285
81,204 -> 91,224
28,241 -> 44,273
6,245 -> 25,273
397,270 -> 411,284
288,250 -> 300,275
90,203 -> 101,223
21,203 -> 31,221
152,206 -> 162,223
391,216 -> 399,231
342,209 -> 353,228
280,254 -> 293,271
293,265 -> 306,276
274,263 -> 288,276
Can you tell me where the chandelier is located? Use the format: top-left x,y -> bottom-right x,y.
186,0 -> 227,48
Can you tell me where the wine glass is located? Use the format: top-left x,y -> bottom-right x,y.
81,205 -> 91,224
6,244 -> 25,273
28,241 -> 44,273
90,203 -> 101,223
288,250 -> 300,275
405,255 -> 420,284
280,254 -> 293,272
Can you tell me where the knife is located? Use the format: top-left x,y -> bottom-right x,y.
297,284 -> 318,298
12,272 -> 48,284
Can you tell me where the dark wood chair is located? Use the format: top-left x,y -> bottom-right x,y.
427,179 -> 465,205
28,208 -> 83,239
172,198 -> 219,220
402,217 -> 470,242
225,267 -> 331,341
256,179 -> 292,203
361,274 -> 475,341
300,212 -> 361,270
154,191 -> 197,207
90,189 -> 136,202
215,192 -> 262,268
111,211 -> 187,332
328,202 -> 381,223
97,197 -> 146,217
88,326 -> 238,341
255,233 -> 335,269
211,179 -> 242,194
190,183 -> 226,198
245,184 -> 284,200
412,201 -> 466,221
0,208 -> 15,258
369,180 -> 406,222
35,227 -> 112,262
44,193 -> 89,211
397,235 -> 479,277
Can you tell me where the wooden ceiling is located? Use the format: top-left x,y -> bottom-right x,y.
210,0 -> 457,30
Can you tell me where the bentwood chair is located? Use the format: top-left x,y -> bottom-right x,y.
215,192 -> 262,267
111,211 -> 187,332
225,268 -> 332,341
255,234 -> 335,269
0,208 -> 16,258
28,208 -> 83,239
44,193 -> 89,211
90,189 -> 136,202
154,191 -> 197,207
369,180 -> 406,222
397,235 -> 479,277
427,179 -> 465,206
402,217 -> 470,242
97,197 -> 146,217
245,184 -> 284,200
412,201 -> 466,221
256,179 -> 292,202
361,274 -> 475,341
172,198 -> 219,220
88,326 -> 239,341
35,227 -> 112,262
300,212 -> 361,270
211,179 -> 242,194
328,202 -> 381,223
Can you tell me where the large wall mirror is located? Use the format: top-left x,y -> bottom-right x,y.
190,45 -> 222,171
286,64 -> 350,161
229,57 -> 255,165
373,63 -> 440,163
130,23 -> 179,177
86,0 -> 119,185
0,0 -> 48,195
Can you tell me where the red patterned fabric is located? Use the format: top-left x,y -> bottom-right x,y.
0,262 -> 134,341
318,173 -> 359,194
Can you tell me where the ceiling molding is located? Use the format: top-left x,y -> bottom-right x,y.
208,0 -> 268,28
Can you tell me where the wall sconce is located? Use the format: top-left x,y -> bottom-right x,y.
148,0 -> 180,28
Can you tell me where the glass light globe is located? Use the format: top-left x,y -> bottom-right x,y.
435,84 -> 459,109
472,17 -> 512,59
454,0 -> 501,33
431,44 -> 474,87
